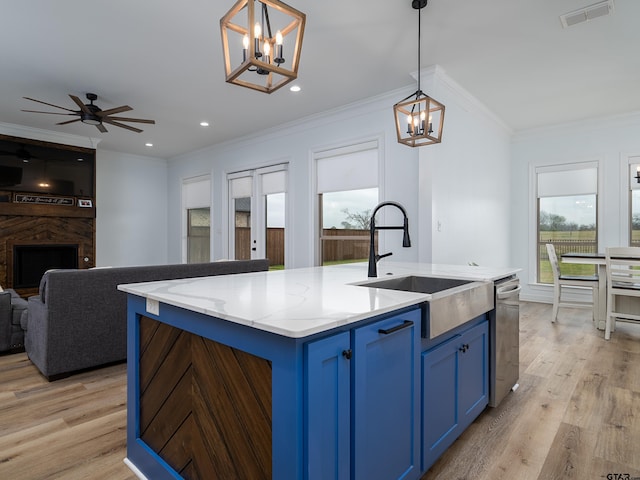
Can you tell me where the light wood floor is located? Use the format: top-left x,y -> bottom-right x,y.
0,302 -> 638,480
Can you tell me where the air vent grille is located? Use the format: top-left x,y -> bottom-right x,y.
560,0 -> 614,28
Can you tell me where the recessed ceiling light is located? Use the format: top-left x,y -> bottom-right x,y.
290,85 -> 301,92
200,121 -> 210,127
145,143 -> 153,147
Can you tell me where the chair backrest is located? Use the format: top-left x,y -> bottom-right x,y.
546,243 -> 560,282
606,246 -> 640,289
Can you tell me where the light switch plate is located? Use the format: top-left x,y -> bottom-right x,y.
146,298 -> 160,316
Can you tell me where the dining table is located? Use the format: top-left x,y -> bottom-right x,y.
561,252 -> 607,330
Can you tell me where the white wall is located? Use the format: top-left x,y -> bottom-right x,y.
96,149 -> 168,266
0,122 -> 169,268
511,112 -> 640,302
166,67 -> 512,270
167,92 -> 419,267
418,68 -> 512,268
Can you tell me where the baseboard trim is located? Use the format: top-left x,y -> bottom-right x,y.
124,458 -> 149,480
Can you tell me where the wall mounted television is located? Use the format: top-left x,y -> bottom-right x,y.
0,134 -> 95,197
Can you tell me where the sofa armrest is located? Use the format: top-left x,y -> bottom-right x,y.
25,296 -> 49,373
0,292 -> 11,351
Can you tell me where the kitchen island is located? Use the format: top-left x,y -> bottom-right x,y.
118,262 -> 519,480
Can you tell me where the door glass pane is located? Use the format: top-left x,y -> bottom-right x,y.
187,208 -> 210,263
631,190 -> 640,246
266,192 -> 285,270
320,188 -> 378,266
538,194 -> 597,283
234,197 -> 252,260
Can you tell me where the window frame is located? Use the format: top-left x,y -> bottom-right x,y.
311,137 -> 384,266
532,161 -> 600,285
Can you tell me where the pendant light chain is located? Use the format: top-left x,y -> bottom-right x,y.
417,4 -> 421,96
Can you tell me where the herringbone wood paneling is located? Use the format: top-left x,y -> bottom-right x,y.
139,315 -> 273,480
0,210 -> 95,296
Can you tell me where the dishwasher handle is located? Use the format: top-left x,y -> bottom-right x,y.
496,283 -> 521,300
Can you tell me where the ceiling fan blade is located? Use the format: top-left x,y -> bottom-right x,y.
23,96 -> 77,112
108,116 -> 156,124
96,123 -> 108,133
102,118 -> 143,133
56,118 -> 82,125
69,95 -> 92,114
97,105 -> 132,117
21,110 -> 79,116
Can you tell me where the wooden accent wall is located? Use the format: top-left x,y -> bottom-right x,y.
0,201 -> 96,297
0,135 -> 96,296
139,315 -> 273,479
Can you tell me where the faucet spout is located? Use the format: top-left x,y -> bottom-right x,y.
368,201 -> 411,278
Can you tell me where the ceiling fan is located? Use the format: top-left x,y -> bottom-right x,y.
0,144 -> 37,161
22,93 -> 155,133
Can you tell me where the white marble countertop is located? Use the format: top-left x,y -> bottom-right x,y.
118,261 -> 520,338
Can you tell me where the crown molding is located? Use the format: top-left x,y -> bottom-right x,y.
0,121 -> 101,149
409,65 -> 512,135
512,109 -> 640,143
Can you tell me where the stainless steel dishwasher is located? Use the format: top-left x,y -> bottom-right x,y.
489,275 -> 521,407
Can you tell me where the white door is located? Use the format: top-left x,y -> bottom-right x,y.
228,164 -> 287,268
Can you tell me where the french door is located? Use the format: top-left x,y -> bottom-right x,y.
228,164 -> 288,268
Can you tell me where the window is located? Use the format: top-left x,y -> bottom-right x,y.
183,176 -> 210,263
536,164 -> 598,283
629,159 -> 640,246
316,141 -> 379,266
187,208 -> 210,263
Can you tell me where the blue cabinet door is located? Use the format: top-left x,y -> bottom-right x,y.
352,309 -> 421,480
305,331 -> 351,480
422,319 -> 488,471
421,334 -> 460,470
457,321 -> 489,430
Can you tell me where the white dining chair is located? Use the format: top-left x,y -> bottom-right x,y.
546,243 -> 599,323
604,246 -> 640,340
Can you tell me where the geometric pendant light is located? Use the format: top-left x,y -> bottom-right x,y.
220,0 -> 306,94
393,0 -> 445,147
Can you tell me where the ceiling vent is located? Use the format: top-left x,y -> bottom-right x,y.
560,0 -> 614,28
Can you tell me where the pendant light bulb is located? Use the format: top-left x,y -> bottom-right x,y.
254,22 -> 262,38
243,34 -> 249,49
276,30 -> 283,45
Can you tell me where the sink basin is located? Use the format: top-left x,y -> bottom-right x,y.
363,275 -> 472,294
359,275 -> 494,339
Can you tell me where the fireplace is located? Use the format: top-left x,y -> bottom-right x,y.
13,244 -> 79,288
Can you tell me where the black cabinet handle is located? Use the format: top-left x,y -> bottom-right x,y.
459,343 -> 470,353
342,349 -> 352,360
378,320 -> 413,335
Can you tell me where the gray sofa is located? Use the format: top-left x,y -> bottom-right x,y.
24,259 -> 269,380
0,288 -> 28,352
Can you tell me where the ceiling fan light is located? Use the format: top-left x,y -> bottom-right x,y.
80,112 -> 102,126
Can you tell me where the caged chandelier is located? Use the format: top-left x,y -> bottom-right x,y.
220,0 -> 306,94
393,0 -> 445,147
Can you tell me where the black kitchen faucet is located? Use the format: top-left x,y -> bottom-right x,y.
368,201 -> 411,277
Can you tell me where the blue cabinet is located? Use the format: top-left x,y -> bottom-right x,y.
421,319 -> 488,471
305,308 -> 421,480
306,331 -> 351,480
